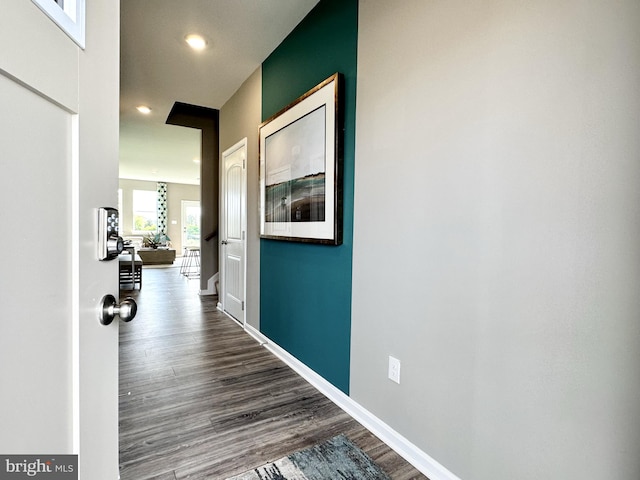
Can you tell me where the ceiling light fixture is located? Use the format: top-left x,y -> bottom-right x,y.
185,34 -> 207,51
136,105 -> 152,114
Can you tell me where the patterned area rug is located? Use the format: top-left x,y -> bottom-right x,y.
225,435 -> 391,480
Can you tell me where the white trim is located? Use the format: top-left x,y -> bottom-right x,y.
200,272 -> 218,296
244,323 -> 268,346
244,324 -> 462,480
219,305 -> 245,329
32,0 -> 85,49
71,114 -> 80,454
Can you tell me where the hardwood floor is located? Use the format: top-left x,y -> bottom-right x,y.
119,267 -> 427,480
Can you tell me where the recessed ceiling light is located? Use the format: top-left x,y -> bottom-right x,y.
185,34 -> 207,51
136,105 -> 152,114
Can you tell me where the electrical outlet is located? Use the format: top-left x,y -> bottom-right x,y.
388,356 -> 401,384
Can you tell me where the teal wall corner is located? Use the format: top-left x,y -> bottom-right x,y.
260,0 -> 358,394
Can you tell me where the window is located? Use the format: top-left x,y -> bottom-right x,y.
132,190 -> 157,233
32,0 -> 85,48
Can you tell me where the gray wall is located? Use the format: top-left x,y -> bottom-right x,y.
350,1 -> 640,479
220,67 -> 262,329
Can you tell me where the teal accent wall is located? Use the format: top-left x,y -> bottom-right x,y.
260,0 -> 357,393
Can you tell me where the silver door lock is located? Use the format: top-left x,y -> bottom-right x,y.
98,207 -> 124,261
99,295 -> 137,325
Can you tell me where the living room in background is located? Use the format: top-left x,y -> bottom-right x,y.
119,179 -> 200,257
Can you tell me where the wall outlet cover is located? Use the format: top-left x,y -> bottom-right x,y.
388,356 -> 401,384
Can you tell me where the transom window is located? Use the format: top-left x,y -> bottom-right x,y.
32,0 -> 85,48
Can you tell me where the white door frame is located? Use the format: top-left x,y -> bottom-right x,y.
219,138 -> 248,325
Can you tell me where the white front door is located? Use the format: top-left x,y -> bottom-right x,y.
0,1 -> 120,479
220,139 -> 247,323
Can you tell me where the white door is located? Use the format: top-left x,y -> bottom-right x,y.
0,1 -> 120,479
182,200 -> 201,249
220,139 -> 247,323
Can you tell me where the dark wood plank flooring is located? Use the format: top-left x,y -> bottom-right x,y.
119,267 -> 427,480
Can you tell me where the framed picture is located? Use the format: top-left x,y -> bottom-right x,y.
259,73 -> 343,245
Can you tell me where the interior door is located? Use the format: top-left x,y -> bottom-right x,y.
0,1 -> 120,478
221,139 -> 247,323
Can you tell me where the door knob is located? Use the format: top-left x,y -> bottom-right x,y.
221,240 -> 228,245
99,294 -> 137,325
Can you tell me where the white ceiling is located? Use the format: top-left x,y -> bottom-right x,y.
119,0 -> 319,185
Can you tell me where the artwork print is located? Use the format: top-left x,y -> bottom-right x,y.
265,106 -> 326,223
259,73 -> 343,245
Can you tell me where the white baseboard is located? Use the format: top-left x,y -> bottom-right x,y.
243,324 -> 461,480
199,272 -> 219,296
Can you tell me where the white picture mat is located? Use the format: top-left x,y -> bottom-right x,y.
259,77 -> 337,242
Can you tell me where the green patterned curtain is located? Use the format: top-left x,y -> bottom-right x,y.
157,182 -> 167,235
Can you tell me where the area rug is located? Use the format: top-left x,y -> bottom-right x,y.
225,434 -> 391,480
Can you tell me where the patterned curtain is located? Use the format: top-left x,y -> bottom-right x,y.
157,182 -> 168,235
